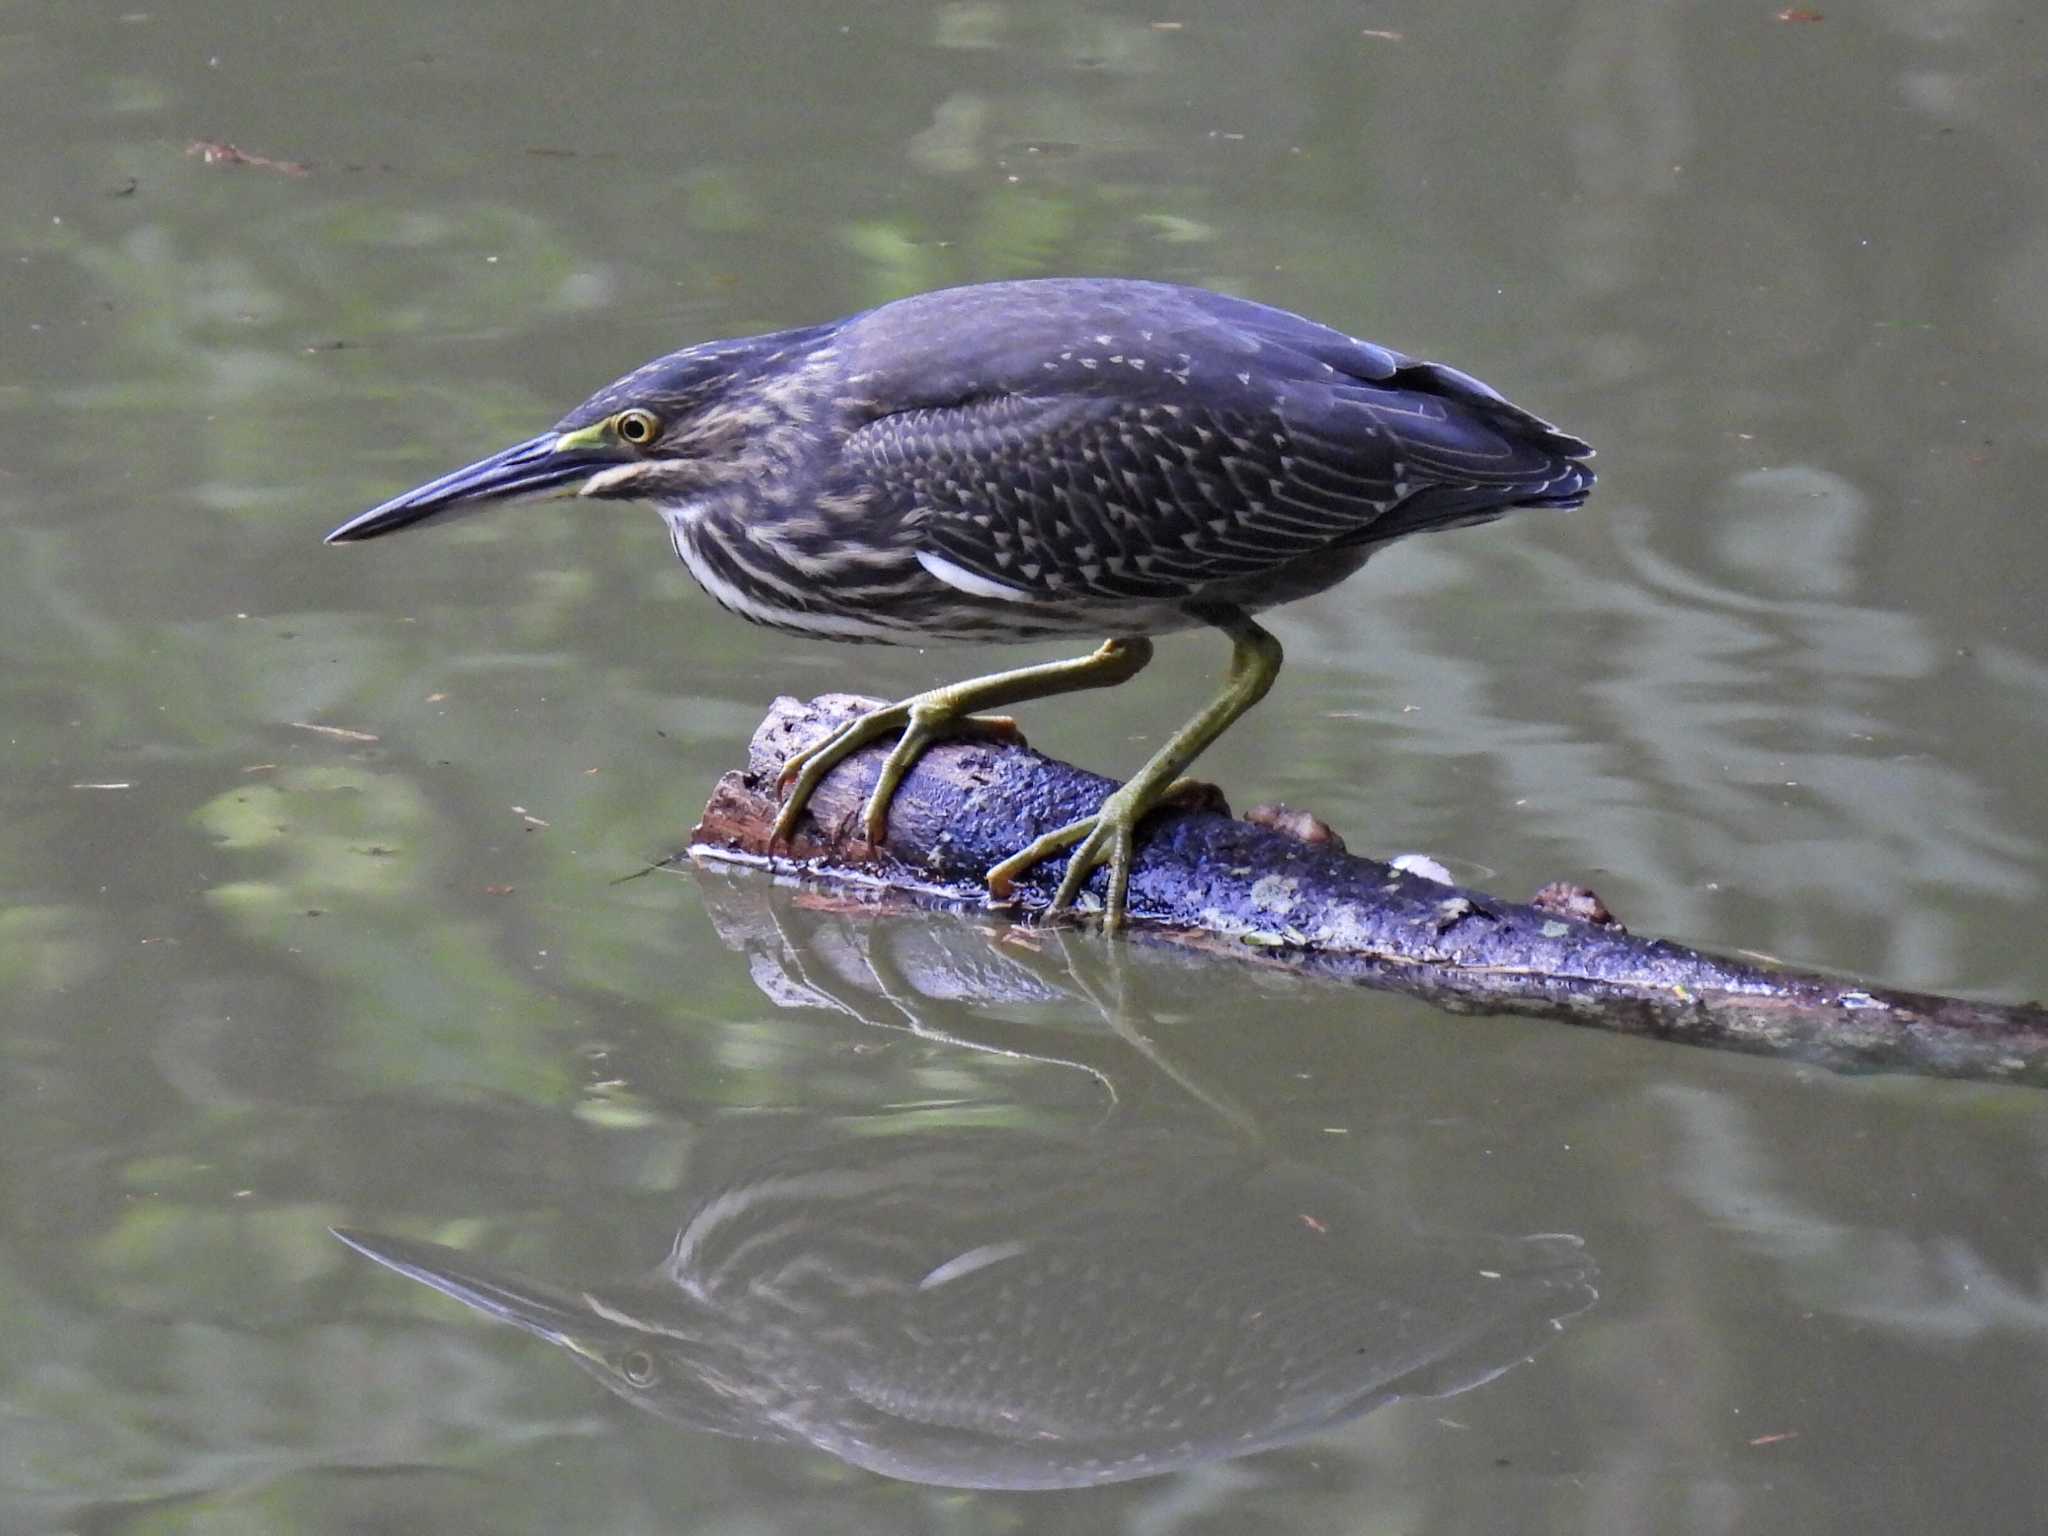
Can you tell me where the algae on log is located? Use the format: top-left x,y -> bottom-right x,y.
689,694 -> 2048,1090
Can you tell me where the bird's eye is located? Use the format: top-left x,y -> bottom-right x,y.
614,409 -> 661,447
620,1349 -> 658,1387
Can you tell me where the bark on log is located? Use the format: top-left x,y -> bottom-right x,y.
690,694 -> 2048,1089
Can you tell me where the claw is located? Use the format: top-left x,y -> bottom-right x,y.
772,704 -> 911,848
983,781 -> 1154,932
773,705 -> 1027,853
769,635 -> 1159,876
986,816 -> 1089,903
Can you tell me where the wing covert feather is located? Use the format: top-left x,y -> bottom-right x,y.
828,281 -> 1592,605
843,394 -> 1397,602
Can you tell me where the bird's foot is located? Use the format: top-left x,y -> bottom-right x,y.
773,696 -> 1022,849
985,777 -> 1209,932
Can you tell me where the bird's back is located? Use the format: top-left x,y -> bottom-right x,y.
843,277 -> 1590,487
682,279 -> 1593,643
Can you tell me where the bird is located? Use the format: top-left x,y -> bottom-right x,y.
326,278 -> 1594,929
332,1124 -> 1596,1489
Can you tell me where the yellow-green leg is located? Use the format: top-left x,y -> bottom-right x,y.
987,615 -> 1284,931
773,637 -> 1155,846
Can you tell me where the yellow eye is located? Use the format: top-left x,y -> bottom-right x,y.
614,409 -> 661,447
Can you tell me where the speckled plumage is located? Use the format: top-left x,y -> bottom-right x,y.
545,279 -> 1593,642
327,278 -> 1597,928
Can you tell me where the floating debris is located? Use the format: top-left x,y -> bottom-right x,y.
185,139 -> 311,176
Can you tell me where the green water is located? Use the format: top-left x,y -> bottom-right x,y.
4,3 -> 2045,1531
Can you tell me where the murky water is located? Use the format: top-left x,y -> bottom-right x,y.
5,2 -> 2046,1532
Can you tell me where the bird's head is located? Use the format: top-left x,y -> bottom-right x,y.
329,1227 -> 773,1436
324,328 -> 833,544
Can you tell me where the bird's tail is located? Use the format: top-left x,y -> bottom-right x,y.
1511,458 -> 1596,511
1345,459 -> 1595,548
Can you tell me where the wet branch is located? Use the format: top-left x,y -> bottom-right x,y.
690,694 -> 2048,1089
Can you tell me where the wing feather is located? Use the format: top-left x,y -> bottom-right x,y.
832,283 -> 1590,606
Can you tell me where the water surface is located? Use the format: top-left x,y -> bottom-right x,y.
4,3 -> 2046,1532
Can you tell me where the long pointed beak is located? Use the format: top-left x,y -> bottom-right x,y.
324,433 -> 612,544
332,1227 -> 594,1344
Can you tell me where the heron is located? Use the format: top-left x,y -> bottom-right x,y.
327,278 -> 1593,929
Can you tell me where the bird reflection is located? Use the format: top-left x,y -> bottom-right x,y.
692,866 -> 1298,1133
337,1122 -> 1593,1490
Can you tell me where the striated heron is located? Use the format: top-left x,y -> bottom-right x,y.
327,278 -> 1594,928
332,1125 -> 1595,1489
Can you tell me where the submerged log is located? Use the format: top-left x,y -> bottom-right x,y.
690,694 -> 2048,1089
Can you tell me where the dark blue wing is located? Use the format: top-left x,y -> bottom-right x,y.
836,280 -> 1593,604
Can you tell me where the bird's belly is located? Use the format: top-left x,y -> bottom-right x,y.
660,503 -> 1175,644
909,593 -> 1207,644
893,551 -> 1375,644
662,506 -> 928,643
660,503 -> 1370,647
